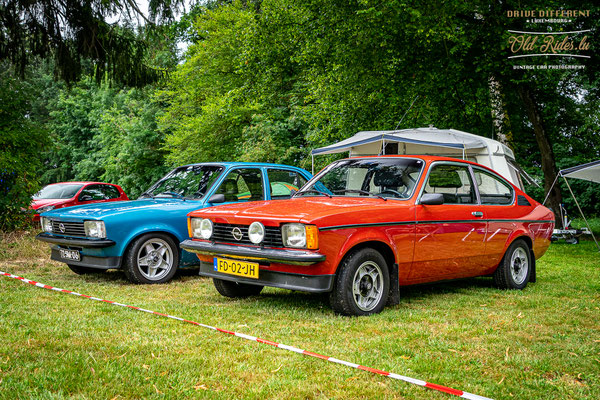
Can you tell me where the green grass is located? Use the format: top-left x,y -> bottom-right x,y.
1,232 -> 599,399
571,217 -> 600,237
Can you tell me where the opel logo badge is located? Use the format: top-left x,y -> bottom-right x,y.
59,223 -> 65,233
231,227 -> 243,241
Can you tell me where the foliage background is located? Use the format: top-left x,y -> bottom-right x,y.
1,0 -> 599,230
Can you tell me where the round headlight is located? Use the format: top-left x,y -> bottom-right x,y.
200,218 -> 213,240
248,221 -> 265,244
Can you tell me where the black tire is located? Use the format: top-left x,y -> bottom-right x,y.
329,248 -> 390,316
493,239 -> 531,290
67,264 -> 102,275
213,278 -> 263,298
123,233 -> 179,284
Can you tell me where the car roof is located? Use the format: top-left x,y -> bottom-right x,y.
47,181 -> 119,186
346,154 -> 487,166
179,162 -> 310,170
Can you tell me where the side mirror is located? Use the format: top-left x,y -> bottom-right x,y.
208,193 -> 225,204
420,193 -> 444,205
79,194 -> 93,202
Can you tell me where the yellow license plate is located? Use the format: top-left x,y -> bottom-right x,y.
214,257 -> 259,279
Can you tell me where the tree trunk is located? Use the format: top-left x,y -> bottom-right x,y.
518,85 -> 563,227
488,75 -> 513,146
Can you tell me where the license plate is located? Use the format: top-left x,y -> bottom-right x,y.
214,257 -> 259,279
59,249 -> 80,261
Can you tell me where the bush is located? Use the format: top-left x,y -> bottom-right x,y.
0,67 -> 47,231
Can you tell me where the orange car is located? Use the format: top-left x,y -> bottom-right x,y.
181,156 -> 554,316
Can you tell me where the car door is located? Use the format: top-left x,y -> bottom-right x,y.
266,168 -> 309,199
411,162 -> 487,282
77,185 -> 108,205
99,184 -> 124,203
212,168 -> 266,203
471,167 -> 516,271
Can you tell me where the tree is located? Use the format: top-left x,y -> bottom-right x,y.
0,0 -> 185,86
0,64 -> 48,230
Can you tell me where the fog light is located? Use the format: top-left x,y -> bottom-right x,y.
248,222 -> 265,244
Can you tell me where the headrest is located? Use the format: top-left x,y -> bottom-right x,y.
373,167 -> 404,187
428,168 -> 463,188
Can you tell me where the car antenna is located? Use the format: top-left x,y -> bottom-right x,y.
394,95 -> 419,131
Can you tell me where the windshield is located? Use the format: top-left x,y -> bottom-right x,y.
141,165 -> 224,199
34,184 -> 84,200
298,158 -> 424,200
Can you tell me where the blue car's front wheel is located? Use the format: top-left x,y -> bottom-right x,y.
124,233 -> 179,284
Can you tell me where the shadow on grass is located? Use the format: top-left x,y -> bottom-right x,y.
68,266 -> 501,315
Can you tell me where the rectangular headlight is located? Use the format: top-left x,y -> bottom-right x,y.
190,218 -> 203,239
84,220 -> 106,238
41,217 -> 53,232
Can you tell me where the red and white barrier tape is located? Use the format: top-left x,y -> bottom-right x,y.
1,270 -> 492,400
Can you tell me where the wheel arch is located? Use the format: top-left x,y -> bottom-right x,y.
335,240 -> 400,306
121,229 -> 183,269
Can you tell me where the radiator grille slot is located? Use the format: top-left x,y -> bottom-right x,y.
212,223 -> 283,247
50,220 -> 86,237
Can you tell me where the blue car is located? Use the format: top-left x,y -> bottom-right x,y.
36,162 -> 311,283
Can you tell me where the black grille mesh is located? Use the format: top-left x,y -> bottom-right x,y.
50,220 -> 86,237
212,223 -> 283,247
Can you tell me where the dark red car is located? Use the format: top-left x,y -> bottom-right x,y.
181,156 -> 554,316
32,182 -> 129,221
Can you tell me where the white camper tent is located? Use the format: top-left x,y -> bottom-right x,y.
311,126 -> 526,189
547,160 -> 600,250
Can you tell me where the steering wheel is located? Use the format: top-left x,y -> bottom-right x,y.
380,189 -> 404,198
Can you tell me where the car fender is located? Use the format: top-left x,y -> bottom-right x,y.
500,227 -> 534,258
333,228 -> 399,273
119,223 -> 185,256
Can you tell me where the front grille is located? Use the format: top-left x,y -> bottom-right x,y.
212,223 -> 283,247
50,220 -> 86,237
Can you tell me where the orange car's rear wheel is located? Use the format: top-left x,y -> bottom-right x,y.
330,248 -> 390,316
494,239 -> 531,290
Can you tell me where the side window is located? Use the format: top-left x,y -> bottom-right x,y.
424,164 -> 475,204
215,168 -> 264,202
267,169 -> 308,199
79,185 -> 106,201
473,168 -> 514,205
101,185 -> 121,199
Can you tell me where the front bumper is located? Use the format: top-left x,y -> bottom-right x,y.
36,233 -> 115,248
180,240 -> 326,266
50,246 -> 121,269
198,261 -> 334,293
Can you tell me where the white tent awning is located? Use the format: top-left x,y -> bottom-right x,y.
559,160 -> 600,184
311,128 -> 488,156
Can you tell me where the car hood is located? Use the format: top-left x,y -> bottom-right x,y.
193,196 -> 413,226
31,199 -> 70,210
42,198 -> 204,220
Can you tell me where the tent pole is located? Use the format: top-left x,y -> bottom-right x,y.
563,176 -> 600,251
542,173 -> 560,206
311,154 -> 314,175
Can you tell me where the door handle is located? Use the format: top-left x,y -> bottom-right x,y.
471,211 -> 483,218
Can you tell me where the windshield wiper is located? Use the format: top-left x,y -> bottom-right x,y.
183,191 -> 205,200
333,189 -> 387,201
156,191 -> 183,199
295,189 -> 332,198
138,191 -> 154,199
